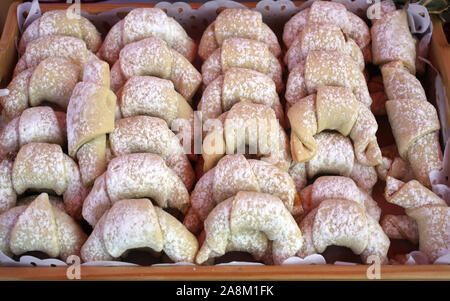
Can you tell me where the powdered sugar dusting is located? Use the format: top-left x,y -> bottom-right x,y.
312,199 -> 368,254
119,76 -> 178,124
9,194 -> 60,258
28,57 -> 81,110
371,10 -> 416,73
306,132 -> 354,178
16,35 -> 96,75
0,160 -> 15,214
105,153 -> 189,213
222,68 -> 277,111
381,214 -> 419,244
12,143 -> 67,196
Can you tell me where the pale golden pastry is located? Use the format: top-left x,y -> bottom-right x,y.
0,106 -> 66,160
196,191 -> 303,265
198,68 -> 284,124
81,198 -> 198,263
1,57 -> 81,122
67,60 -> 116,186
109,116 -> 195,191
82,153 -> 190,227
287,86 -> 382,166
110,37 -> 201,101
381,60 -> 426,102
384,176 -> 447,210
289,132 -> 378,193
97,8 -> 196,64
386,98 -> 443,188
299,176 -> 381,221
283,1 -> 370,51
406,206 -> 450,262
13,35 -> 98,77
183,154 -> 299,234
198,8 -> 281,60
19,10 -> 101,54
0,160 -> 15,214
116,75 -> 194,150
381,214 -> 419,244
116,75 -> 193,125
371,9 -> 416,74
297,199 -> 389,264
376,144 -> 415,182
202,38 -> 283,92
202,101 -> 291,172
384,176 -> 449,262
4,143 -> 88,219
0,193 -> 86,260
284,23 -> 364,72
285,50 -> 371,107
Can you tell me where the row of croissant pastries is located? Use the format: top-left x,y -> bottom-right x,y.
0,0 -> 448,266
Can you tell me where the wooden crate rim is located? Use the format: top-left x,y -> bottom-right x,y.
1,264 -> 450,281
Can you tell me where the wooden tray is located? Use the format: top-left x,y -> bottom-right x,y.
0,1 -> 449,280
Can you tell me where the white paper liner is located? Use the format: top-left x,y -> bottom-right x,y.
281,254 -> 327,265
7,0 -> 448,268
404,251 -> 430,265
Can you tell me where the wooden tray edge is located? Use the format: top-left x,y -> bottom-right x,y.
1,264 -> 450,281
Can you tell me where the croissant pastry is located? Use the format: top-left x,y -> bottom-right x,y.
110,37 -> 201,101
67,60 -> 116,186
1,57 -> 81,122
0,106 -> 66,160
288,86 -> 382,166
202,101 -> 291,172
376,144 -> 415,182
384,176 -> 449,262
285,50 -> 371,107
196,191 -> 303,265
371,9 -> 416,74
82,153 -> 190,227
202,38 -> 283,92
81,198 -> 198,263
0,159 -> 15,214
115,75 -> 193,149
19,10 -> 101,54
198,68 -> 284,124
284,22 -> 364,72
183,154 -> 299,234
0,193 -> 86,261
97,8 -> 196,64
386,98 -> 443,188
381,214 -> 419,244
110,116 -> 195,190
13,35 -> 98,77
297,199 -> 389,264
283,1 -> 370,51
299,176 -> 381,222
0,143 -> 87,218
381,60 -> 427,102
198,8 -> 281,61
289,132 -> 378,193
